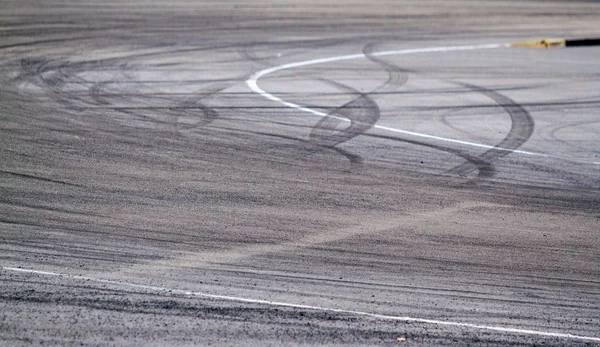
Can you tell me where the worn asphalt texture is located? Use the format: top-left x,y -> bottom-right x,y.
1,0 -> 599,345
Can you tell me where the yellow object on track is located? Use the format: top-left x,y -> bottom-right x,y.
511,39 -> 566,48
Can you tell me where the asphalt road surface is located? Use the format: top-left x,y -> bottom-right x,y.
1,1 -> 599,346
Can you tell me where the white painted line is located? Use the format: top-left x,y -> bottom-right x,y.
3,266 -> 600,343
246,43 -> 600,165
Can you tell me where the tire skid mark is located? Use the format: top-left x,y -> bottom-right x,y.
12,53 -> 235,133
362,42 -> 411,94
0,170 -> 82,187
125,85 -> 226,132
248,44 -> 600,167
307,41 -> 411,156
0,217 -> 217,248
362,44 -> 496,178
1,245 -> 145,264
137,201 -> 499,268
308,78 -> 379,162
436,85 -> 535,140
241,39 -> 368,165
0,202 -> 103,218
298,42 -> 531,178
239,38 -> 349,68
246,130 -> 363,165
373,84 -> 544,97
9,41 -> 265,135
512,160 -> 600,189
32,39 -> 341,70
88,61 -> 134,107
368,93 -> 599,108
194,264 -> 600,292
365,133 -> 495,178
447,82 -> 535,177
14,58 -> 102,108
4,266 -> 600,343
0,36 -> 94,51
549,119 -> 600,153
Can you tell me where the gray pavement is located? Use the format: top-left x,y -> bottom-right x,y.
1,1 -> 599,345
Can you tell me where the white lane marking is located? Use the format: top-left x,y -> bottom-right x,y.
246,43 -> 600,165
4,266 -> 600,343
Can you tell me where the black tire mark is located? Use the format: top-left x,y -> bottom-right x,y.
438,103 -> 509,142
116,84 -> 227,132
249,131 -> 363,165
14,58 -> 103,108
365,133 -> 495,178
90,76 -> 235,132
169,90 -> 224,132
203,118 -> 364,167
292,42 -> 410,154
309,43 -> 408,152
302,41 -> 410,164
407,98 -> 600,113
0,36 -> 94,51
372,84 -> 543,99
0,170 -> 82,187
512,160 -> 600,189
362,42 -> 411,94
435,86 -> 538,141
0,202 -> 102,218
239,38 -> 349,67
309,78 -> 380,149
84,61 -> 134,107
10,40 -> 269,126
241,38 -> 371,165
447,82 -> 535,177
549,119 -> 600,153
361,45 -> 498,178
38,39 -> 343,71
14,55 -> 232,132
89,80 -> 112,106
0,215 -> 215,247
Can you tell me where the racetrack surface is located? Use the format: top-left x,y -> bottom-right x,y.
1,1 -> 599,345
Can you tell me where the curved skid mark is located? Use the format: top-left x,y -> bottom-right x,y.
308,41 -> 411,149
549,119 -> 600,153
239,38 -> 349,67
363,43 -> 495,178
467,84 -> 535,159
436,92 -> 526,141
246,43 -> 600,166
447,82 -> 535,177
157,83 -> 230,132
15,56 -> 231,132
362,42 -> 410,94
11,40 -> 273,134
516,160 -> 600,189
309,78 -> 380,148
90,81 -> 112,105
367,134 -> 495,178
250,131 -> 363,165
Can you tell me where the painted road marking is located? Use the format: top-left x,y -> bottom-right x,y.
246,43 -> 600,165
3,266 -> 600,343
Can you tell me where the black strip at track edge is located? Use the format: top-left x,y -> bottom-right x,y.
565,38 -> 600,47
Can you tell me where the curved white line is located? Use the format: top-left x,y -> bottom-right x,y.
246,43 -> 600,165
4,266 -> 599,343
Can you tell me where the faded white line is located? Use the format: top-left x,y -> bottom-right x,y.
4,266 -> 600,343
246,43 -> 600,165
